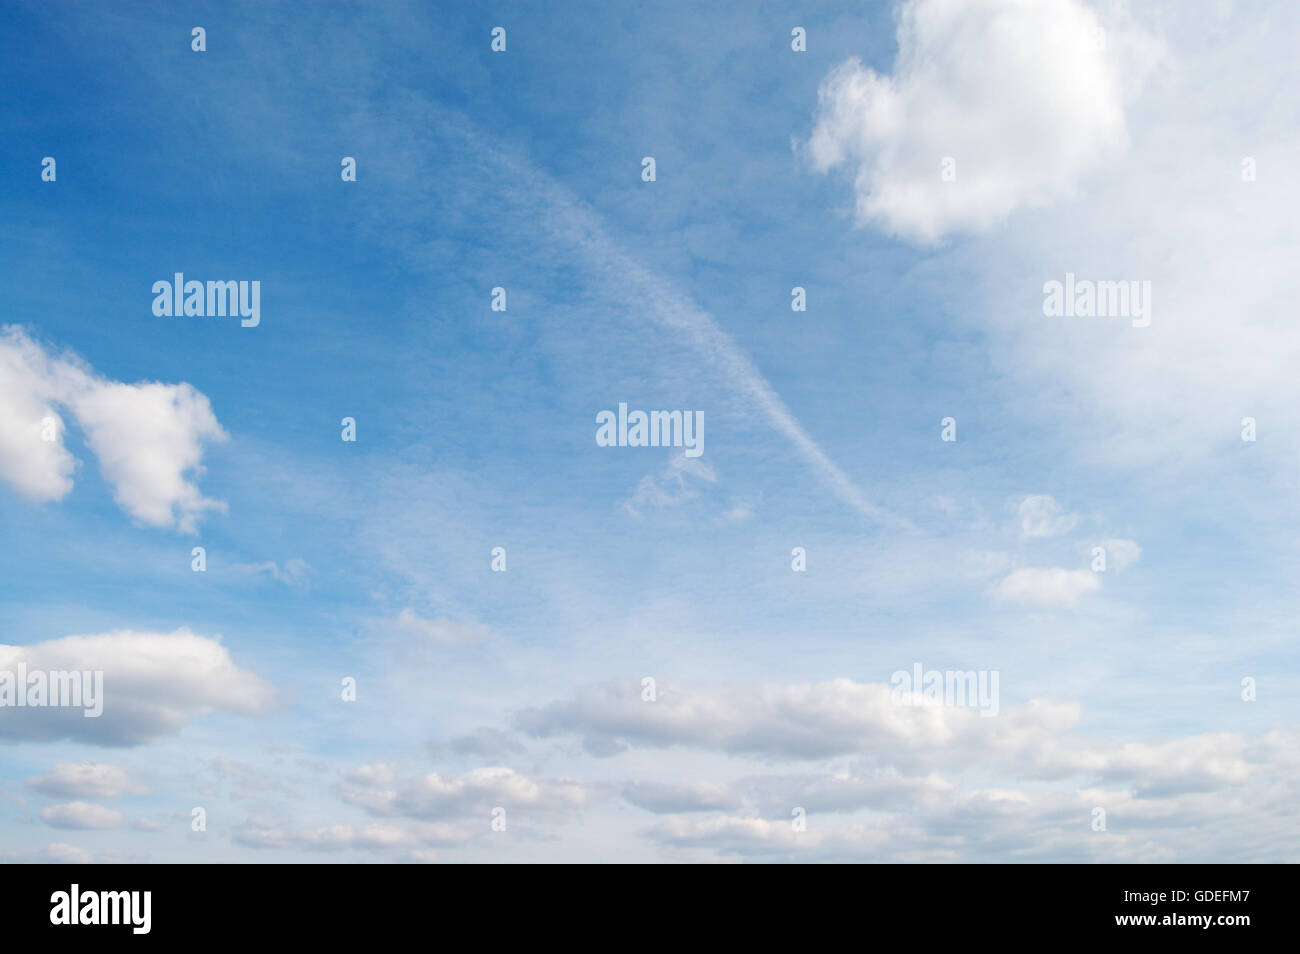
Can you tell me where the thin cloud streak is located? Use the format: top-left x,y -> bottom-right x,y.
443,117 -> 897,525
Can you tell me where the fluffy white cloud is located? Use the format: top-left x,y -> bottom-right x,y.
643,757 -> 1300,863
0,629 -> 275,745
518,678 -> 1082,765
63,380 -> 227,533
0,326 -> 227,532
1017,494 -> 1078,539
513,679 -> 1298,861
807,0 -> 1151,243
949,3 -> 1300,471
992,566 -> 1100,605
26,763 -> 144,798
40,801 -> 125,830
0,327 -> 78,501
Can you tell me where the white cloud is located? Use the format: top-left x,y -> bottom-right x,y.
1098,538 -> 1141,571
233,820 -> 468,853
649,815 -> 842,855
1017,494 -> 1079,539
235,558 -> 312,588
623,456 -> 717,517
64,379 -> 227,533
0,629 -> 276,745
955,3 -> 1300,471
43,842 -> 95,864
338,766 -> 588,820
26,763 -> 144,798
992,566 -> 1100,605
0,326 -> 227,531
518,678 -> 1281,800
807,0 -> 1152,243
378,610 -> 489,647
0,327 -> 77,501
518,678 -> 1082,765
513,679 -> 1299,861
41,801 -> 125,830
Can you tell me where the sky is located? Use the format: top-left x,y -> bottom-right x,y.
1,0 -> 1298,863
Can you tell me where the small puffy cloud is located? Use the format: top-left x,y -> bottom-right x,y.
26,763 -> 144,798
0,629 -> 276,745
1017,494 -> 1078,539
40,801 -> 125,830
807,0 -> 1147,243
0,326 -> 227,532
992,566 -> 1100,605
379,610 -> 489,647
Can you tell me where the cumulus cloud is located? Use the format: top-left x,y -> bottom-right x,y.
807,0 -> 1150,243
26,763 -> 144,798
63,380 -> 227,532
0,326 -> 227,532
512,679 -> 1298,861
0,327 -> 78,501
517,678 -> 1082,766
643,759 -> 1300,863
992,566 -> 1100,605
1017,494 -> 1078,539
0,629 -> 276,745
519,679 -> 1288,796
40,801 -> 125,830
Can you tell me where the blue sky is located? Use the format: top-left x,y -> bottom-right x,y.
1,0 -> 1298,862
